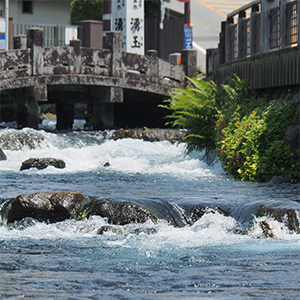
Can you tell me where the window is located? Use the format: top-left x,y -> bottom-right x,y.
22,1 -> 33,14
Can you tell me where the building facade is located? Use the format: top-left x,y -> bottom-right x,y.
0,0 -> 72,25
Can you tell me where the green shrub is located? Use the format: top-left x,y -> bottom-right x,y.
160,77 -> 219,152
70,0 -> 103,25
161,74 -> 299,182
217,98 -> 299,182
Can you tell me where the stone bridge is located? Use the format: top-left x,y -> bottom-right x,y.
0,28 -> 197,130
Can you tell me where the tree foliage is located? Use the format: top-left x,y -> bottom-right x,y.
70,0 -> 103,25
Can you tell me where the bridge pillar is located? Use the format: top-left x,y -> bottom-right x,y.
14,35 -> 27,49
86,103 -> 114,130
27,28 -> 44,75
14,89 -> 40,129
181,49 -> 197,78
17,101 -> 39,129
105,31 -> 122,77
56,103 -> 74,131
69,39 -> 82,74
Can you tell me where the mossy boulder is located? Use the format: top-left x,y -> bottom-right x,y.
20,158 -> 66,171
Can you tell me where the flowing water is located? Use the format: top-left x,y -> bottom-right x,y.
0,123 -> 299,300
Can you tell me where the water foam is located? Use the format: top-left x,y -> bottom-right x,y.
0,128 -> 223,178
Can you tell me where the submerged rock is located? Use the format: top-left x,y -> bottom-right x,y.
20,158 -> 66,171
78,200 -> 157,225
111,128 -> 186,143
259,203 -> 300,234
97,225 -> 123,235
182,205 -> 207,225
0,148 -> 7,161
259,220 -> 275,238
268,176 -> 288,185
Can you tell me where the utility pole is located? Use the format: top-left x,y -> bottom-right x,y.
184,0 -> 191,24
158,0 -> 164,58
5,0 -> 9,50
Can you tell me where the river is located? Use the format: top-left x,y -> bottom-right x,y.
0,123 -> 299,299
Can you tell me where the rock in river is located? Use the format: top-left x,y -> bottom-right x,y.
1,192 -> 156,226
3,191 -> 88,224
0,147 -> 6,161
20,157 -> 66,171
259,202 -> 300,234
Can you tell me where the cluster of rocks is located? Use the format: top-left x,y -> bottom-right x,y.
1,191 -> 299,238
111,128 -> 186,143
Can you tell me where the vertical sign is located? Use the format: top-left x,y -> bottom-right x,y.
65,26 -> 78,45
184,24 -> 193,49
0,17 -> 5,50
111,0 -> 144,55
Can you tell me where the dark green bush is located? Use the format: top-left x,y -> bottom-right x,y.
70,0 -> 103,25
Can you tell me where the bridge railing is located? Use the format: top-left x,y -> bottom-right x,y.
0,28 -> 197,95
206,0 -> 300,89
208,0 -> 299,68
0,49 -> 31,79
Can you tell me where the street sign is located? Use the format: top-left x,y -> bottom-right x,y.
0,17 -> 5,50
184,24 -> 193,49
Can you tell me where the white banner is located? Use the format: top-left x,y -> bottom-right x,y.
111,0 -> 144,55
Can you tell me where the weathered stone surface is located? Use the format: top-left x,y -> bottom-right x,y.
111,128 -> 186,143
6,192 -> 67,223
0,148 -> 7,161
259,203 -> 300,233
78,200 -> 156,225
4,191 -> 87,224
2,192 -> 156,225
20,158 -> 66,171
